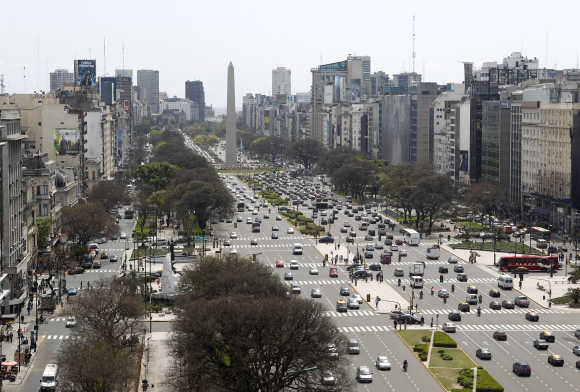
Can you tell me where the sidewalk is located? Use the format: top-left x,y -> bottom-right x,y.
441,244 -> 580,311
139,332 -> 171,392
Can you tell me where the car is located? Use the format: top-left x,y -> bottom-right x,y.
320,370 -> 336,386
476,348 -> 492,360
276,215 -> 282,221
489,288 -> 501,297
290,283 -> 301,294
287,227 -> 295,234
223,239 -> 231,246
454,265 -> 465,273
540,330 -> 555,342
525,311 -> 539,321
438,266 -> 449,274
573,345 -> 580,356
384,238 -> 393,246
515,296 -> 530,307
442,322 -> 456,333
327,343 -> 339,359
512,361 -> 531,377
236,216 -> 242,222
68,288 -> 78,296
251,238 -> 258,245
356,366 -> 373,383
438,289 -> 450,298
448,311 -> 461,321
391,245 -> 398,251
374,242 -> 384,250
336,299 -> 348,312
120,232 -> 127,240
65,317 -> 76,328
92,261 -> 102,269
100,252 -> 108,259
310,288 -> 322,298
284,272 -> 293,280
501,300 -> 515,309
329,267 -> 338,278
368,263 -> 381,271
375,356 -> 391,371
272,225 -> 280,231
340,227 -> 348,233
246,217 -> 253,224
275,260 -> 284,268
489,301 -> 502,310
533,339 -> 549,350
347,297 -> 360,309
493,331 -> 507,341
309,267 -> 319,275
69,266 -> 84,275
339,286 -> 350,296
351,293 -> 364,304
548,354 -> 564,366
395,239 -> 403,245
458,302 -> 470,312
466,294 -> 478,305
466,285 -> 478,294
576,329 -> 580,339
289,260 -> 299,270
95,237 -> 107,244
394,268 -> 404,277
399,314 -> 423,324
448,256 -> 459,264
319,236 -> 334,243
399,249 -> 407,257
230,232 -> 238,239
271,232 -> 279,239
457,273 -> 468,282
364,251 -> 373,259
346,236 -> 354,243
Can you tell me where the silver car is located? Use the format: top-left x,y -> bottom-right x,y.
347,297 -> 360,309
356,366 -> 372,383
290,283 -> 301,294
375,356 -> 391,370
438,289 -> 450,298
309,267 -> 319,275
310,288 -> 322,298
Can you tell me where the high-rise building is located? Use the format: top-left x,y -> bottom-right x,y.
185,80 -> 205,121
137,70 -> 160,115
99,77 -> 116,105
115,69 -> 133,79
49,69 -> 74,92
272,67 -> 291,96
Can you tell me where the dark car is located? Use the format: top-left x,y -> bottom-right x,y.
69,266 -> 85,275
493,331 -> 507,341
548,354 -> 564,366
368,263 -> 382,271
454,265 -> 464,273
438,266 -> 449,274
399,314 -> 422,325
284,272 -> 293,281
458,302 -> 470,312
476,348 -> 492,360
489,288 -> 501,298
110,255 -> 119,263
525,311 -> 539,322
448,311 -> 461,321
501,300 -> 515,309
319,236 -> 334,244
489,301 -> 502,310
364,251 -> 373,259
539,330 -> 555,342
533,339 -> 549,350
466,285 -> 478,294
457,273 -> 468,282
82,261 -> 93,269
513,361 -> 531,377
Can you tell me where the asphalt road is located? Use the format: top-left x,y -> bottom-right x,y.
222,174 -> 580,392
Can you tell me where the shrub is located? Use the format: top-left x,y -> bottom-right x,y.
433,331 -> 457,348
442,354 -> 453,360
476,367 -> 504,392
458,368 -> 474,389
418,352 -> 428,361
421,335 -> 431,343
413,344 -> 428,353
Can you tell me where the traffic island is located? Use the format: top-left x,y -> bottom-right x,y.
397,330 -> 504,392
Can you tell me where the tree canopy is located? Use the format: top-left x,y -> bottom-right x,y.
61,202 -> 118,246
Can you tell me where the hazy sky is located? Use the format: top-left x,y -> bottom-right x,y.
2,0 -> 578,111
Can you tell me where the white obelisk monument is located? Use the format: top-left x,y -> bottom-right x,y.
225,62 -> 237,165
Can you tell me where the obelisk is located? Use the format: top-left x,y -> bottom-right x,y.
225,62 -> 237,165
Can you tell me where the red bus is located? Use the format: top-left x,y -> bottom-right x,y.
498,255 -> 558,272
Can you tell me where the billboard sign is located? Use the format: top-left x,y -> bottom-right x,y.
75,59 -> 96,87
324,85 -> 333,104
54,128 -> 80,155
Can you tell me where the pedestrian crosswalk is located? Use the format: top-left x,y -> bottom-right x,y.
232,243 -> 306,249
230,236 -> 306,241
287,280 -> 347,286
83,269 -> 118,273
272,262 -> 324,268
323,310 -> 377,318
456,324 -> 580,332
418,307 -> 561,315
337,325 -> 392,333
41,335 -> 77,341
382,277 -> 496,284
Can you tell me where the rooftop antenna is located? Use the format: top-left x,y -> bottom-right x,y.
122,44 -> 125,70
545,31 -> 549,69
576,53 -> 579,69
412,14 -> 416,74
103,36 -> 106,76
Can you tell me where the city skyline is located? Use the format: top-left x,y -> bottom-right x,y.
2,0 -> 580,109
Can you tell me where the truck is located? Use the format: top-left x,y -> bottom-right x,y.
426,245 -> 440,260
408,263 -> 425,277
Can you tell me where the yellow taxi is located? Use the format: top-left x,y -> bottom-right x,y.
336,299 -> 347,312
539,330 -> 555,342
548,354 -> 564,366
458,302 -> 470,312
525,311 -> 539,322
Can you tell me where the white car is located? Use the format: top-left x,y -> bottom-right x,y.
309,267 -> 319,275
289,260 -> 299,270
375,356 -> 391,370
287,227 -> 295,234
120,232 -> 127,240
65,317 -> 77,328
442,322 -> 456,333
230,232 -> 238,239
351,293 -> 364,304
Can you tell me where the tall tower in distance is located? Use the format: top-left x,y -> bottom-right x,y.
272,67 -> 291,96
225,62 -> 237,165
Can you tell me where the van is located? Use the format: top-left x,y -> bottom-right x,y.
498,274 -> 513,290
292,243 -> 303,255
40,363 -> 58,391
347,338 -> 360,354
410,275 -> 423,289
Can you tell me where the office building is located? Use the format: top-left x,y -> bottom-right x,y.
99,76 -> 116,105
137,70 -> 160,115
185,80 -> 205,121
49,69 -> 74,92
432,84 -> 464,179
115,69 -> 133,79
272,67 -> 291,96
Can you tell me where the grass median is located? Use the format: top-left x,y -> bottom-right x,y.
450,240 -> 542,255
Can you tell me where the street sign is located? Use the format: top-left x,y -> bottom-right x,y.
195,235 -> 210,241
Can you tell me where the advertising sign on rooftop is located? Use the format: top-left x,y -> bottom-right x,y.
74,59 -> 96,87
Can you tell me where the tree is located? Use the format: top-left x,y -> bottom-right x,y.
568,287 -> 580,305
88,180 -> 129,210
411,174 -> 455,233
290,139 -> 325,170
61,203 -> 118,247
463,181 -> 507,224
569,265 -> 580,284
248,136 -> 289,162
331,158 -> 377,201
36,216 -> 52,250
170,256 -> 352,392
135,161 -> 179,192
152,142 -> 208,170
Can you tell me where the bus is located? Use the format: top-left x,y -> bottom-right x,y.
498,255 -> 559,272
530,226 -> 551,241
251,222 -> 261,233
402,228 -> 420,246
237,202 -> 245,212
